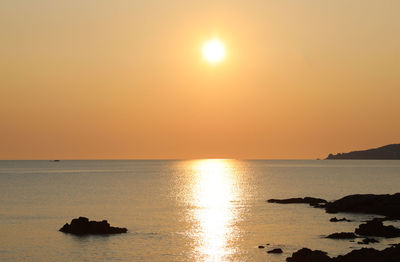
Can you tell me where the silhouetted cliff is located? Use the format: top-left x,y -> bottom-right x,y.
326,144 -> 400,160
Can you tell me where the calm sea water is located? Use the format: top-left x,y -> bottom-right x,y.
1,160 -> 400,261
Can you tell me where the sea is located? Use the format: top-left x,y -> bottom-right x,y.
1,160 -> 400,261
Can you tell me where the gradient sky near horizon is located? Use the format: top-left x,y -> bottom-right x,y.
1,0 -> 400,159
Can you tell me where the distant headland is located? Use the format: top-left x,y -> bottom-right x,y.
326,144 -> 400,160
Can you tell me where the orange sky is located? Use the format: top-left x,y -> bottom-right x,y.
1,1 -> 400,159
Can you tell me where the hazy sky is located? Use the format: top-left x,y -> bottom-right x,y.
1,0 -> 399,159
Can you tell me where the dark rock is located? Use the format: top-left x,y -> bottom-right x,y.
287,244 -> 400,262
312,203 -> 326,208
355,218 -> 400,238
267,248 -> 283,254
330,217 -> 351,222
325,193 -> 400,218
357,238 -> 379,245
59,217 -> 127,235
333,244 -> 400,262
267,197 -> 327,207
268,193 -> 400,218
326,232 -> 357,239
258,245 -> 265,249
286,248 -> 331,262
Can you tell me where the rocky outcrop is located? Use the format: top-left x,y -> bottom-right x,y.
286,248 -> 331,262
355,218 -> 400,238
268,193 -> 400,218
326,232 -> 357,239
325,193 -> 400,218
267,197 -> 327,207
334,245 -> 400,262
59,217 -> 127,235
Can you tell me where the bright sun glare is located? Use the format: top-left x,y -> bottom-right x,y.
202,39 -> 226,64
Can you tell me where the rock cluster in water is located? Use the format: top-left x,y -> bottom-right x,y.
267,193 -> 400,261
355,218 -> 400,238
59,217 -> 127,235
287,244 -> 400,262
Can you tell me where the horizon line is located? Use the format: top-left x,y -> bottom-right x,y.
0,158 -> 321,161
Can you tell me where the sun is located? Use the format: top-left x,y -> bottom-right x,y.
202,38 -> 226,64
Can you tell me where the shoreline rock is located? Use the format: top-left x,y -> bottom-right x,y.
59,217 -> 127,235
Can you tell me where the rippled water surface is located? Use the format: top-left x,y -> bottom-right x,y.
1,160 -> 400,261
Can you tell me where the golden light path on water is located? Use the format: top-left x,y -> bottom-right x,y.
189,159 -> 242,261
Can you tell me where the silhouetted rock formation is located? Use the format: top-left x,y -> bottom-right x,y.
267,197 -> 327,207
267,248 -> 283,254
326,144 -> 400,160
287,244 -> 400,262
357,238 -> 379,245
355,218 -> 400,238
326,232 -> 357,239
286,248 -> 331,262
59,217 -> 127,235
330,217 -> 351,222
325,193 -> 400,218
269,193 -> 400,218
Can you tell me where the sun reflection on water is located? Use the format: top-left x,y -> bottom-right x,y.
189,159 -> 241,261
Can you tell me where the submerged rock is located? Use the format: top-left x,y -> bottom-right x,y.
355,218 -> 400,238
267,248 -> 283,254
59,217 -> 127,235
267,197 -> 327,207
330,217 -> 352,222
357,238 -> 379,245
326,232 -> 357,239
